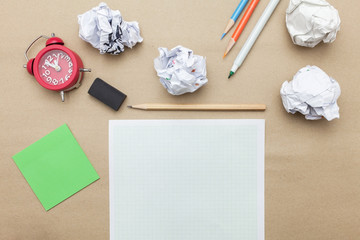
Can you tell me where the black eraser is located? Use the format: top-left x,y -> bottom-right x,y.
88,78 -> 127,111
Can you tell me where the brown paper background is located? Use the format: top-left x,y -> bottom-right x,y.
1,0 -> 359,239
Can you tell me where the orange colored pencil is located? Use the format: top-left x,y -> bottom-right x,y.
223,0 -> 260,57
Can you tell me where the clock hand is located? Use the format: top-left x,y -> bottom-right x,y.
45,60 -> 61,71
45,60 -> 57,69
56,54 -> 60,66
53,54 -> 59,67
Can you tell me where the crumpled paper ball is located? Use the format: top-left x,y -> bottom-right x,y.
154,46 -> 208,95
280,66 -> 341,121
286,0 -> 341,48
78,2 -> 143,55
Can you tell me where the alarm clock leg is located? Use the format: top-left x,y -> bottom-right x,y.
80,68 -> 91,72
60,91 -> 65,102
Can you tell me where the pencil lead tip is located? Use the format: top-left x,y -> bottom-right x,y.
223,53 -> 226,59
127,105 -> 133,108
228,71 -> 234,79
220,33 -> 226,40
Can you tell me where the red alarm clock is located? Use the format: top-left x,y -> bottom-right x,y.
24,33 -> 91,102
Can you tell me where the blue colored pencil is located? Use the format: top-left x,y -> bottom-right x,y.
221,0 -> 249,40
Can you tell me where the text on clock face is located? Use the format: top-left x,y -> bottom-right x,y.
38,50 -> 74,86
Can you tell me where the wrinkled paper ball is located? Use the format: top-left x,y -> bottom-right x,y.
154,46 -> 208,95
78,2 -> 143,55
280,66 -> 341,121
286,0 -> 341,48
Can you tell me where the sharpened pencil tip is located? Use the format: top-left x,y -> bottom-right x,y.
223,53 -> 226,59
228,71 -> 234,79
127,105 -> 133,108
220,33 -> 226,40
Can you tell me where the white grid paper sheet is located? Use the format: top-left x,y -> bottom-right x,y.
109,119 -> 264,240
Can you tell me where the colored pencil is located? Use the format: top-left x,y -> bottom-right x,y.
221,0 -> 249,40
223,0 -> 260,57
228,0 -> 281,79
128,104 -> 266,111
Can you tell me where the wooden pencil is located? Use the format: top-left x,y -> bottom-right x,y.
128,104 -> 266,111
223,0 -> 260,57
221,0 -> 249,40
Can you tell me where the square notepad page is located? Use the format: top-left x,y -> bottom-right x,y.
13,124 -> 99,211
109,119 -> 264,240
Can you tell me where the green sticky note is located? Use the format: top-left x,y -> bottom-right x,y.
13,124 -> 100,211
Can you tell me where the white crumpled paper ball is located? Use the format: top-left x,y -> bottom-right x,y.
280,66 -> 341,121
78,2 -> 143,55
154,46 -> 208,96
286,0 -> 341,48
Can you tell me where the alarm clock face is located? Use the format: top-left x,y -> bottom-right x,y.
38,49 -> 74,87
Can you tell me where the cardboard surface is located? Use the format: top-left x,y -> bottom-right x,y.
1,0 -> 360,239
